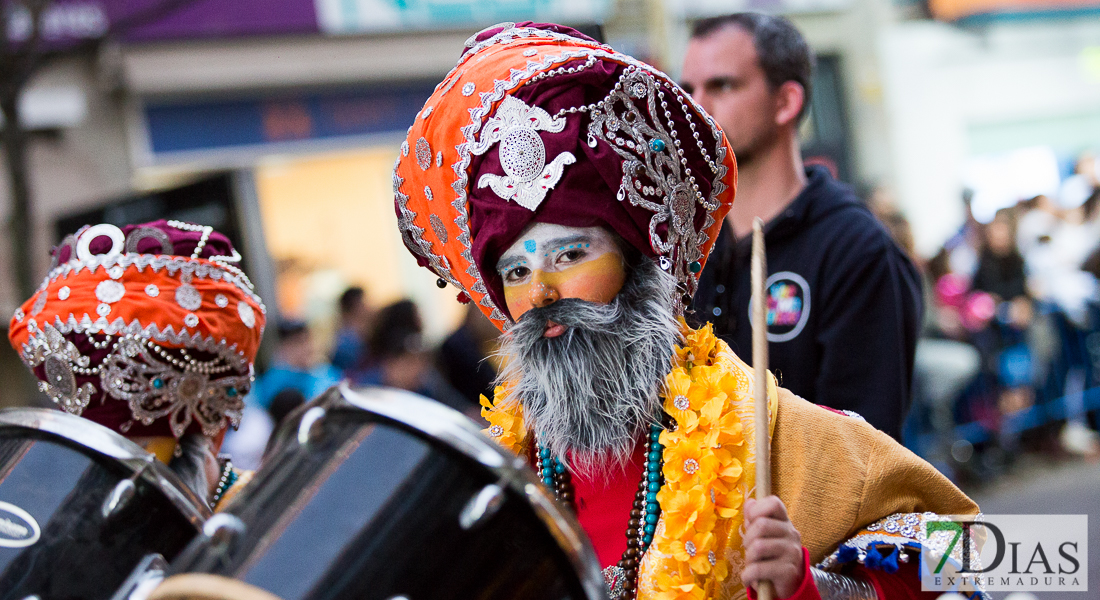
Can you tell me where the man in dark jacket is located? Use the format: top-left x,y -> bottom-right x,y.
681,13 -> 921,439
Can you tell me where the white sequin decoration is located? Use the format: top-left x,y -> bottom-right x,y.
13,308 -> 24,322
488,424 -> 504,437
95,280 -> 126,304
184,313 -> 199,328
470,96 -> 575,211
96,303 -> 111,317
499,128 -> 546,181
415,137 -> 432,170
57,286 -> 71,301
145,284 -> 160,298
430,214 -> 448,244
31,292 -> 47,315
523,48 -> 538,57
436,151 -> 443,167
175,284 -> 202,311
238,302 -> 256,328
685,541 -> 697,557
108,266 -> 125,280
215,294 -> 229,308
683,458 -> 699,474
424,186 -> 434,202
673,395 -> 689,410
76,223 -> 124,261
422,106 -> 433,119
462,82 -> 476,96
400,140 -> 409,156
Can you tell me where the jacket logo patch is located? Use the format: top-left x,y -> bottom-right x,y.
748,271 -> 811,342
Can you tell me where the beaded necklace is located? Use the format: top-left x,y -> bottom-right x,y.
535,421 -> 666,600
209,456 -> 238,510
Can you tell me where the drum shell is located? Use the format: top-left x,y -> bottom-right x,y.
0,409 -> 209,600
170,385 -> 606,600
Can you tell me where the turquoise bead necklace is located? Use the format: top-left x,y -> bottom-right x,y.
208,455 -> 238,509
536,420 -> 666,599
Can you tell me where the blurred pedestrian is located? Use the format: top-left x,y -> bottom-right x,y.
943,190 -> 983,280
268,388 -> 307,428
355,300 -> 472,417
439,304 -> 500,408
251,320 -> 341,411
971,208 -> 1035,416
1031,186 -> 1100,457
1015,194 -> 1059,259
224,384 -> 310,471
1026,189 -> 1099,328
871,189 -> 982,459
227,320 -> 340,469
330,286 -> 372,374
681,13 -> 922,439
973,208 -> 1028,306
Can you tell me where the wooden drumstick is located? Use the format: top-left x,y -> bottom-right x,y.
751,217 -> 775,600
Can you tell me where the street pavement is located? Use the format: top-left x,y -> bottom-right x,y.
965,456 -> 1100,599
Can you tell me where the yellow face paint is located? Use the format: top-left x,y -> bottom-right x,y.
135,436 -> 178,464
498,224 -> 627,321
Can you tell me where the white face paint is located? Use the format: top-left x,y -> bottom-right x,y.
496,223 -> 626,326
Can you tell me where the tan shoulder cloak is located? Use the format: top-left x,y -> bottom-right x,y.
772,388 -> 979,565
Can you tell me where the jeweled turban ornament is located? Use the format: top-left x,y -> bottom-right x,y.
393,22 -> 737,331
8,220 -> 266,439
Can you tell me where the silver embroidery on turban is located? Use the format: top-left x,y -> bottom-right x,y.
470,96 -> 576,212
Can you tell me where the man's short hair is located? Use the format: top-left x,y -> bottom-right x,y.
277,319 -> 309,342
369,299 -> 424,360
338,286 -> 365,315
691,13 -> 815,123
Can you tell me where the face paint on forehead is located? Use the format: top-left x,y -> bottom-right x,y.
497,223 -> 621,273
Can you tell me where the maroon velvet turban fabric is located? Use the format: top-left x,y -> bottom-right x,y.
393,22 -> 736,329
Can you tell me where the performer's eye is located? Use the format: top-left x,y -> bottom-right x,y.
556,249 -> 586,265
503,265 -> 530,283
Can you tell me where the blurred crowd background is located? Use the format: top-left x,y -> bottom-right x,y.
1,0 -> 1099,485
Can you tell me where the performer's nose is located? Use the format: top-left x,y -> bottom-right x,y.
529,275 -> 559,307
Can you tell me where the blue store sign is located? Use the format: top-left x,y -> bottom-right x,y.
141,81 -> 438,162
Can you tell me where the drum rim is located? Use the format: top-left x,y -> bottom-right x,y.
328,383 -> 609,600
0,407 -> 212,525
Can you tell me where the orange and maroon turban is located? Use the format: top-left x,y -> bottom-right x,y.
393,22 -> 737,331
8,220 -> 266,439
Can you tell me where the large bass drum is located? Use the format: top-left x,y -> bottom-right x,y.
0,408 -> 210,600
155,384 -> 607,600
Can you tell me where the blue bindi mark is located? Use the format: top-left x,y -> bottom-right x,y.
524,240 -> 536,253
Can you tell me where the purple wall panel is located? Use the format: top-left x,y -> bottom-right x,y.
117,0 -> 319,42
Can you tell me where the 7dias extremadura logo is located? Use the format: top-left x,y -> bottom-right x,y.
921,515 -> 1088,593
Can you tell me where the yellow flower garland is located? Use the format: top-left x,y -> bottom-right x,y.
481,322 -> 774,600
650,322 -> 749,600
480,381 -> 526,451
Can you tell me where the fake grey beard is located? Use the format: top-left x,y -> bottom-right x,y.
169,432 -> 214,503
495,257 -> 681,479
